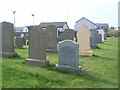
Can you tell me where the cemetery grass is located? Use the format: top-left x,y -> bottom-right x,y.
2,37 -> 118,88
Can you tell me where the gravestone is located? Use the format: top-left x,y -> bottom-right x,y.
45,25 -> 58,53
15,37 -> 24,48
57,35 -> 63,42
98,29 -> 105,42
55,40 -> 82,73
24,26 -> 49,66
90,29 -> 98,48
0,22 -> 17,57
62,29 -> 75,40
104,31 -> 107,40
96,33 -> 102,43
77,25 -> 92,56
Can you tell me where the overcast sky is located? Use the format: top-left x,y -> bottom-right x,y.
0,0 -> 119,29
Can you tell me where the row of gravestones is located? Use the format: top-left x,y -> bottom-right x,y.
0,22 -> 107,73
0,22 -> 107,56
14,25 -> 75,53
24,25 -> 82,73
0,22 -> 81,73
14,26 -> 106,51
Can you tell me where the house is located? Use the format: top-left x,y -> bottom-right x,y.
15,27 -> 28,32
74,17 -> 96,31
95,23 -> 109,29
14,27 -> 28,37
39,22 -> 69,36
74,17 -> 109,31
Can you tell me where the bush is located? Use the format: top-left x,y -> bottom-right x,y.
107,30 -> 120,37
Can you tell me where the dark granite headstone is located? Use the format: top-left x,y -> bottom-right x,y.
15,37 -> 24,48
25,26 -> 49,66
0,22 -> 17,57
90,29 -> 98,48
45,25 -> 58,53
62,29 -> 75,40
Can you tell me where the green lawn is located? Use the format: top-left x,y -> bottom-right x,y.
1,37 -> 119,88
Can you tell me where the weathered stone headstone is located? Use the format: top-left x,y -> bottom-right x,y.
104,31 -> 107,40
98,29 -> 105,42
77,24 -> 92,56
15,37 -> 24,48
96,33 -> 102,43
23,35 -> 29,45
25,26 -> 49,66
57,35 -> 63,42
90,29 -> 98,48
62,29 -> 75,40
55,40 -> 82,73
0,22 -> 17,57
45,25 -> 58,53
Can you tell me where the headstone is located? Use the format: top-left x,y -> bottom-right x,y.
96,33 -> 102,43
45,25 -> 58,53
23,35 -> 28,45
90,29 -> 98,48
0,22 -> 17,57
98,29 -> 105,42
55,40 -> 82,73
24,26 -> 49,66
104,31 -> 107,40
77,25 -> 92,56
62,29 -> 75,40
15,37 -> 24,48
57,36 -> 63,42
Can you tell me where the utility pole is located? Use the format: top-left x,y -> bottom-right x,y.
12,10 -> 16,31
66,10 -> 68,22
32,14 -> 34,25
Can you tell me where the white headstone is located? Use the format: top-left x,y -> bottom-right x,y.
77,24 -> 92,56
98,29 -> 105,42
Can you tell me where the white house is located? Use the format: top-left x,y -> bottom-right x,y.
15,27 -> 28,32
74,17 -> 109,31
74,17 -> 96,31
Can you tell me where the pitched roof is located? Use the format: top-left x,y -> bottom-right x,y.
75,17 -> 95,25
95,23 -> 109,27
39,22 -> 69,28
15,27 -> 25,31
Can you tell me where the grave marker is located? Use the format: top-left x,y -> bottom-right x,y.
15,37 -> 24,48
77,25 -> 92,56
25,26 -> 49,66
62,29 -> 75,40
45,25 -> 58,53
90,29 -> 98,48
55,40 -> 82,73
0,22 -> 17,57
98,29 -> 105,42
